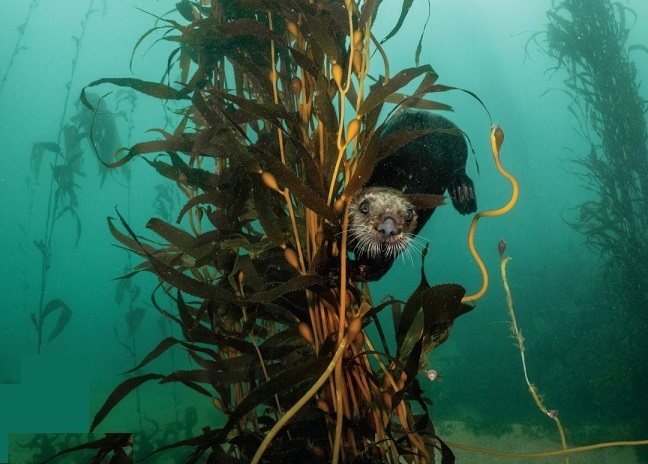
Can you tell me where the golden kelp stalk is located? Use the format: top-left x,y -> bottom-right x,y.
81,1 -> 495,462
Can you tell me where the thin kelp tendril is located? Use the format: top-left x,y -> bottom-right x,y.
499,238 -> 569,463
0,0 -> 39,99
462,125 -> 519,303
444,438 -> 648,459
251,314 -> 362,464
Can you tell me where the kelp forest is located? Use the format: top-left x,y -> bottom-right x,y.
3,0 -> 648,463
539,0 -> 648,439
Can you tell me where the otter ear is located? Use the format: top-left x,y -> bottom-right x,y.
406,194 -> 446,210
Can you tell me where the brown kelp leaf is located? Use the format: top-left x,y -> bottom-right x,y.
130,26 -> 172,72
425,84 -> 492,121
39,433 -> 133,464
221,17 -> 282,42
260,153 -> 337,223
149,252 -> 238,303
357,65 -> 433,117
380,0 -> 414,44
107,217 -> 156,255
55,206 -> 82,248
246,275 -> 327,303
296,5 -> 344,64
167,152 -> 220,191
313,73 -> 339,132
104,137 -> 191,169
114,209 -> 239,303
343,133 -> 379,198
209,89 -> 289,128
122,337 -> 179,374
288,45 -> 320,77
377,128 -> 436,162
31,142 -> 61,178
186,353 -> 258,386
421,284 -> 472,346
158,369 -> 218,398
90,373 -> 165,432
125,307 -> 146,339
384,92 -> 452,111
252,176 -> 286,247
395,244 -> 430,358
146,218 -> 198,254
438,435 -> 456,464
414,0 -> 431,65
407,194 -> 446,210
175,293 -> 256,353
359,0 -> 379,28
41,299 -> 72,342
216,357 -> 331,443
176,0 -> 195,21
391,337 -> 423,409
81,77 -> 190,112
176,191 -> 227,223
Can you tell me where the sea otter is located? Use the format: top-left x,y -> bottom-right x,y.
345,110 -> 477,281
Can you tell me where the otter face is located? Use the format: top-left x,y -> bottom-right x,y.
348,187 -> 418,259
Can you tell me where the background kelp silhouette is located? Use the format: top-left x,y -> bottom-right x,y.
81,1 -> 478,462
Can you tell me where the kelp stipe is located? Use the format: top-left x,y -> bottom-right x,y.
0,0 -> 39,100
28,1 -> 102,354
499,239 -> 569,463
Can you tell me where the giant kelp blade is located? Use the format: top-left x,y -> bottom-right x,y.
421,284 -> 472,344
377,128 -> 436,162
125,307 -> 146,339
175,0 -> 195,21
246,274 -> 327,303
146,217 -> 202,255
357,65 -> 433,117
217,357 -> 331,441
390,337 -> 422,409
343,133 -> 379,198
438,435 -> 456,464
114,209 -> 239,303
41,298 -> 72,342
39,433 -> 132,464
358,0 -> 379,28
209,89 -> 289,129
252,177 -> 286,247
414,0 -> 431,66
107,136 -> 191,169
395,244 -> 430,358
107,217 -> 156,256
385,92 -> 452,111
31,142 -> 61,178
91,374 -> 164,431
313,73 -> 339,131
380,0 -> 414,44
259,152 -> 338,223
81,77 -> 190,111
295,3 -> 345,64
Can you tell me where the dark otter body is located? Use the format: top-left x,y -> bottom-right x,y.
347,110 -> 477,281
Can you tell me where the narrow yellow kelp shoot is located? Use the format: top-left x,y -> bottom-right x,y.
463,125 -> 519,303
498,238 -> 569,464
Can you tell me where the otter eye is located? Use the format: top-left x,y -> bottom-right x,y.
405,209 -> 414,221
359,200 -> 370,214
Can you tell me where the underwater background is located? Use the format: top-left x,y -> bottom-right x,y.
1,0 -> 648,463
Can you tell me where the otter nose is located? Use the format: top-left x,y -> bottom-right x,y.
377,218 -> 397,238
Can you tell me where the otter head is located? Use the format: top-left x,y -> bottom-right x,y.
348,187 -> 418,259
